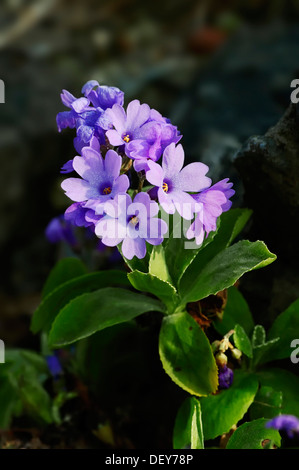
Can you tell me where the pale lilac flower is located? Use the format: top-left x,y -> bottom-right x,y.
186,178 -> 235,245
146,143 -> 211,220
94,192 -> 168,259
61,147 -> 129,210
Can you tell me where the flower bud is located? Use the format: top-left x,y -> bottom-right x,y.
211,340 -> 221,353
215,352 -> 228,368
231,348 -> 242,360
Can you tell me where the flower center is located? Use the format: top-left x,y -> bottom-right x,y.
123,134 -> 131,143
129,216 -> 139,226
162,182 -> 169,193
102,186 -> 112,195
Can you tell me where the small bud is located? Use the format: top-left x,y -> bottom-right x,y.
219,338 -> 230,352
215,352 -> 228,367
231,348 -> 242,360
211,340 -> 221,353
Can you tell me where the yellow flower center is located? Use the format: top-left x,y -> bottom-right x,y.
123,134 -> 130,143
162,182 -> 169,193
130,216 -> 139,226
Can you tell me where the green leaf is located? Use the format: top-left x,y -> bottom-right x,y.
31,270 -> 130,333
251,325 -> 280,367
255,368 -> 299,417
266,298 -> 299,360
159,312 -> 218,396
226,418 -> 281,449
0,376 -> 21,429
179,240 -> 276,305
214,286 -> 254,336
249,386 -> 283,420
233,324 -> 253,358
173,397 -> 204,449
42,257 -> 87,298
148,245 -> 173,284
48,287 -> 165,347
164,219 -> 218,288
178,208 -> 252,297
118,245 -> 152,273
128,270 -> 179,313
200,370 -> 258,440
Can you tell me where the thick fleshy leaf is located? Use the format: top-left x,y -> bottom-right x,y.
42,257 -> 87,298
226,418 -> 281,449
255,368 -> 299,417
31,270 -> 130,333
159,312 -> 218,396
233,324 -> 253,358
179,240 -> 276,305
249,386 -> 283,420
213,286 -> 254,336
128,270 -> 178,313
48,287 -> 165,347
266,298 -> 299,361
200,370 -> 258,440
173,397 -> 204,449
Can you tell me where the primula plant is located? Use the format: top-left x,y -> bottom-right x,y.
2,81 -> 299,450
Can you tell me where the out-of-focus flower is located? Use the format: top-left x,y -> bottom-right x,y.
45,216 -> 76,246
46,353 -> 63,379
266,415 -> 299,439
146,143 -> 211,219
218,365 -> 234,390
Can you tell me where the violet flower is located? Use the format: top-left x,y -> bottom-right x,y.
146,143 -> 211,219
218,365 -> 234,390
61,147 -> 130,210
186,178 -> 235,245
94,192 -> 168,260
45,216 -> 76,246
266,415 -> 299,439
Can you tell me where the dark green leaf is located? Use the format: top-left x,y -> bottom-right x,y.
226,418 -> 281,449
49,287 -> 165,347
200,370 -> 258,440
173,397 -> 204,449
251,325 -> 280,367
159,312 -> 218,396
179,240 -> 276,305
214,286 -> 254,336
267,298 -> 299,360
31,270 -> 130,333
42,257 -> 87,298
249,386 -> 283,420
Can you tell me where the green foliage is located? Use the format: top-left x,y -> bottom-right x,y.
214,286 -> 254,336
226,418 -> 281,449
233,324 -> 253,358
173,397 -> 204,449
159,312 -> 218,396
249,386 -> 283,420
200,370 -> 258,440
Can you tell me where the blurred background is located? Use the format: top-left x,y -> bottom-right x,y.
1,0 -> 299,352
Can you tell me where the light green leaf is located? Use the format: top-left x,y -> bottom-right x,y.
200,370 -> 258,440
128,270 -> 179,313
226,418 -> 281,449
173,397 -> 204,449
48,287 -> 166,347
251,325 -> 280,367
149,245 -> 173,284
233,324 -> 253,358
159,312 -> 218,396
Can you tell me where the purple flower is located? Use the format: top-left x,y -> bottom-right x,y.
60,136 -> 101,175
82,80 -> 124,109
146,143 -> 211,220
266,415 -> 299,439
104,99 -> 151,147
61,147 -> 130,210
218,365 -> 234,389
94,192 -> 168,259
45,216 -> 76,246
186,178 -> 235,245
46,354 -> 63,379
64,202 -> 102,228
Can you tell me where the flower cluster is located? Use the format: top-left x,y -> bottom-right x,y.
58,81 -> 235,259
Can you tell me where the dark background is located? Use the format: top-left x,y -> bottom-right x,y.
1,0 -> 299,347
